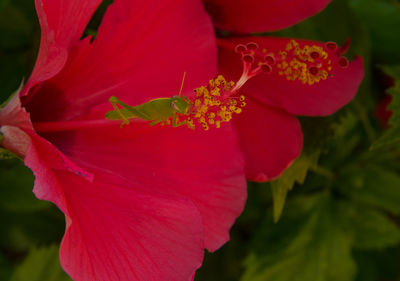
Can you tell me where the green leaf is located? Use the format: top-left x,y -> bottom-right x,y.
9,245 -> 71,281
371,65 -> 400,150
241,191 -> 400,281
339,203 -> 400,250
270,151 -> 319,222
242,194 -> 356,281
338,164 -> 400,214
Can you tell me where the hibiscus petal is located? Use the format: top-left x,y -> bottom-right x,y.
40,120 -> 246,252
218,37 -> 364,116
23,131 -> 93,213
24,130 -> 205,281
203,0 -> 331,33
25,0 -> 217,123
21,0 -> 102,96
233,99 -> 303,182
59,171 -> 204,281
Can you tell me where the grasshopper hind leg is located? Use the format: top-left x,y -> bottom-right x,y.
108,96 -> 136,127
109,96 -> 130,127
172,114 -> 188,128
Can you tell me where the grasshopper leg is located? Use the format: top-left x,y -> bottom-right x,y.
172,114 -> 187,128
109,96 -> 131,127
149,119 -> 162,126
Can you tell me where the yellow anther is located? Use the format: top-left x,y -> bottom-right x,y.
190,75 -> 246,130
278,40 -> 332,85
211,88 -> 220,96
234,108 -> 242,114
202,122 -> 209,131
208,112 -> 216,119
241,102 -> 246,107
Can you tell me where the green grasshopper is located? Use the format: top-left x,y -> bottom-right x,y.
106,73 -> 192,127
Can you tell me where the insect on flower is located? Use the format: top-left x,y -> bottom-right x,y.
105,42 -> 271,130
106,73 -> 192,127
106,40 -> 354,131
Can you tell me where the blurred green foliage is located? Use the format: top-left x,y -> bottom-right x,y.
9,245 -> 71,281
371,65 -> 400,150
0,0 -> 399,280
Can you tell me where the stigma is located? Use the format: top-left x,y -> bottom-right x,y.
232,39 -> 350,86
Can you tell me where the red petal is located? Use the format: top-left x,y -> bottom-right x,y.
233,99 -> 303,182
59,171 -> 204,281
41,120 -> 246,252
24,131 -> 93,213
22,0 -> 102,97
25,0 -> 216,123
218,37 -> 364,116
24,130 -> 205,281
203,0 -> 331,33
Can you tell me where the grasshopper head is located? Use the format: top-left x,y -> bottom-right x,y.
171,96 -> 191,114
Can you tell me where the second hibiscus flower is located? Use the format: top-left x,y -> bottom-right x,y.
204,0 -> 365,182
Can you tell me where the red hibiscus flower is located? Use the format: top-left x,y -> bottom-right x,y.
0,0 -> 246,280
201,0 -> 365,181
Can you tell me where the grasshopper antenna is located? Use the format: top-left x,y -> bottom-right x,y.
178,72 -> 186,97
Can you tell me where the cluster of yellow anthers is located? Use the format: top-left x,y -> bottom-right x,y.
186,75 -> 246,131
277,40 -> 332,85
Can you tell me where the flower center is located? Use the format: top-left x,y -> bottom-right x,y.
180,44 -> 273,131
184,76 -> 247,130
